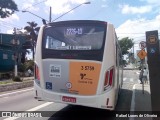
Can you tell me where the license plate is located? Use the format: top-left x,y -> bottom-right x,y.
62,96 -> 76,103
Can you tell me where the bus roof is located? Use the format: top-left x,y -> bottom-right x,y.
48,20 -> 108,26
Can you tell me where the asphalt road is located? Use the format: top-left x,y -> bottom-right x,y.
0,69 -> 140,120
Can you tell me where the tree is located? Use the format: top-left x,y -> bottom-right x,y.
20,48 -> 30,63
24,22 -> 40,43
0,0 -> 18,18
24,21 -> 40,59
25,60 -> 34,71
119,37 -> 134,55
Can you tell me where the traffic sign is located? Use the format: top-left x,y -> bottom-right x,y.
139,41 -> 146,49
148,35 -> 157,44
150,48 -> 156,54
137,50 -> 147,59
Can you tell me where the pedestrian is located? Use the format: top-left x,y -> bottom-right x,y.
139,70 -> 143,84
143,67 -> 148,84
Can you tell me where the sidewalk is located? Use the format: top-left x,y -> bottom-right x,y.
130,83 -> 152,120
134,84 -> 151,111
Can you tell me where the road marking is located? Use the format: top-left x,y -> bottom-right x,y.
0,88 -> 34,98
3,102 -> 53,120
129,84 -> 136,120
26,102 -> 53,111
123,78 -> 127,81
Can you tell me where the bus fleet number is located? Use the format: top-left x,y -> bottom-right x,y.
66,28 -> 82,36
81,66 -> 94,71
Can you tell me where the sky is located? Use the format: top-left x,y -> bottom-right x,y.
0,0 -> 160,57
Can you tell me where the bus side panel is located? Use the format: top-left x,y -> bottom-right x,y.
97,24 -> 116,94
35,25 -> 45,88
97,24 -> 118,109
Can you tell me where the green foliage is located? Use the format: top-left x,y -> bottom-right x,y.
24,21 -> 40,59
18,63 -> 26,72
0,80 -> 13,85
24,21 -> 40,43
18,60 -> 34,72
0,0 -> 18,18
25,60 -> 34,71
12,76 -> 22,82
123,59 -> 127,64
119,37 -> 134,55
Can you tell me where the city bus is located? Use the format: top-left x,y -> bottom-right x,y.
34,20 -> 123,110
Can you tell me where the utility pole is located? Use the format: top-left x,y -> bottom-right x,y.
13,28 -> 18,77
132,44 -> 135,64
49,7 -> 52,22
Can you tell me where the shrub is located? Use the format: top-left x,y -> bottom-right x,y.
12,76 -> 22,82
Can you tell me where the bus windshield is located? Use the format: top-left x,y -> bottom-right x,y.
43,25 -> 105,50
42,21 -> 107,61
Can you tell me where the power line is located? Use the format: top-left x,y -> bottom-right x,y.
21,0 -> 48,11
0,1 -> 50,32
0,20 -> 22,28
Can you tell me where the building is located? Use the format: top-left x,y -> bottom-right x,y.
0,33 -> 28,72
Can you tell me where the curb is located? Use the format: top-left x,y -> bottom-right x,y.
130,84 -> 136,112
130,84 -> 136,120
0,78 -> 34,93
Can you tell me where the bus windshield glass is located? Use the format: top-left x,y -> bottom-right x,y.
43,25 -> 105,50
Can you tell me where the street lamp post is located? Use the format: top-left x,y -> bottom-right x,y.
22,10 -> 49,24
52,1 -> 91,22
22,1 -> 90,23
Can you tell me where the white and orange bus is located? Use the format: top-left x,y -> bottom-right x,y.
34,20 -> 123,110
